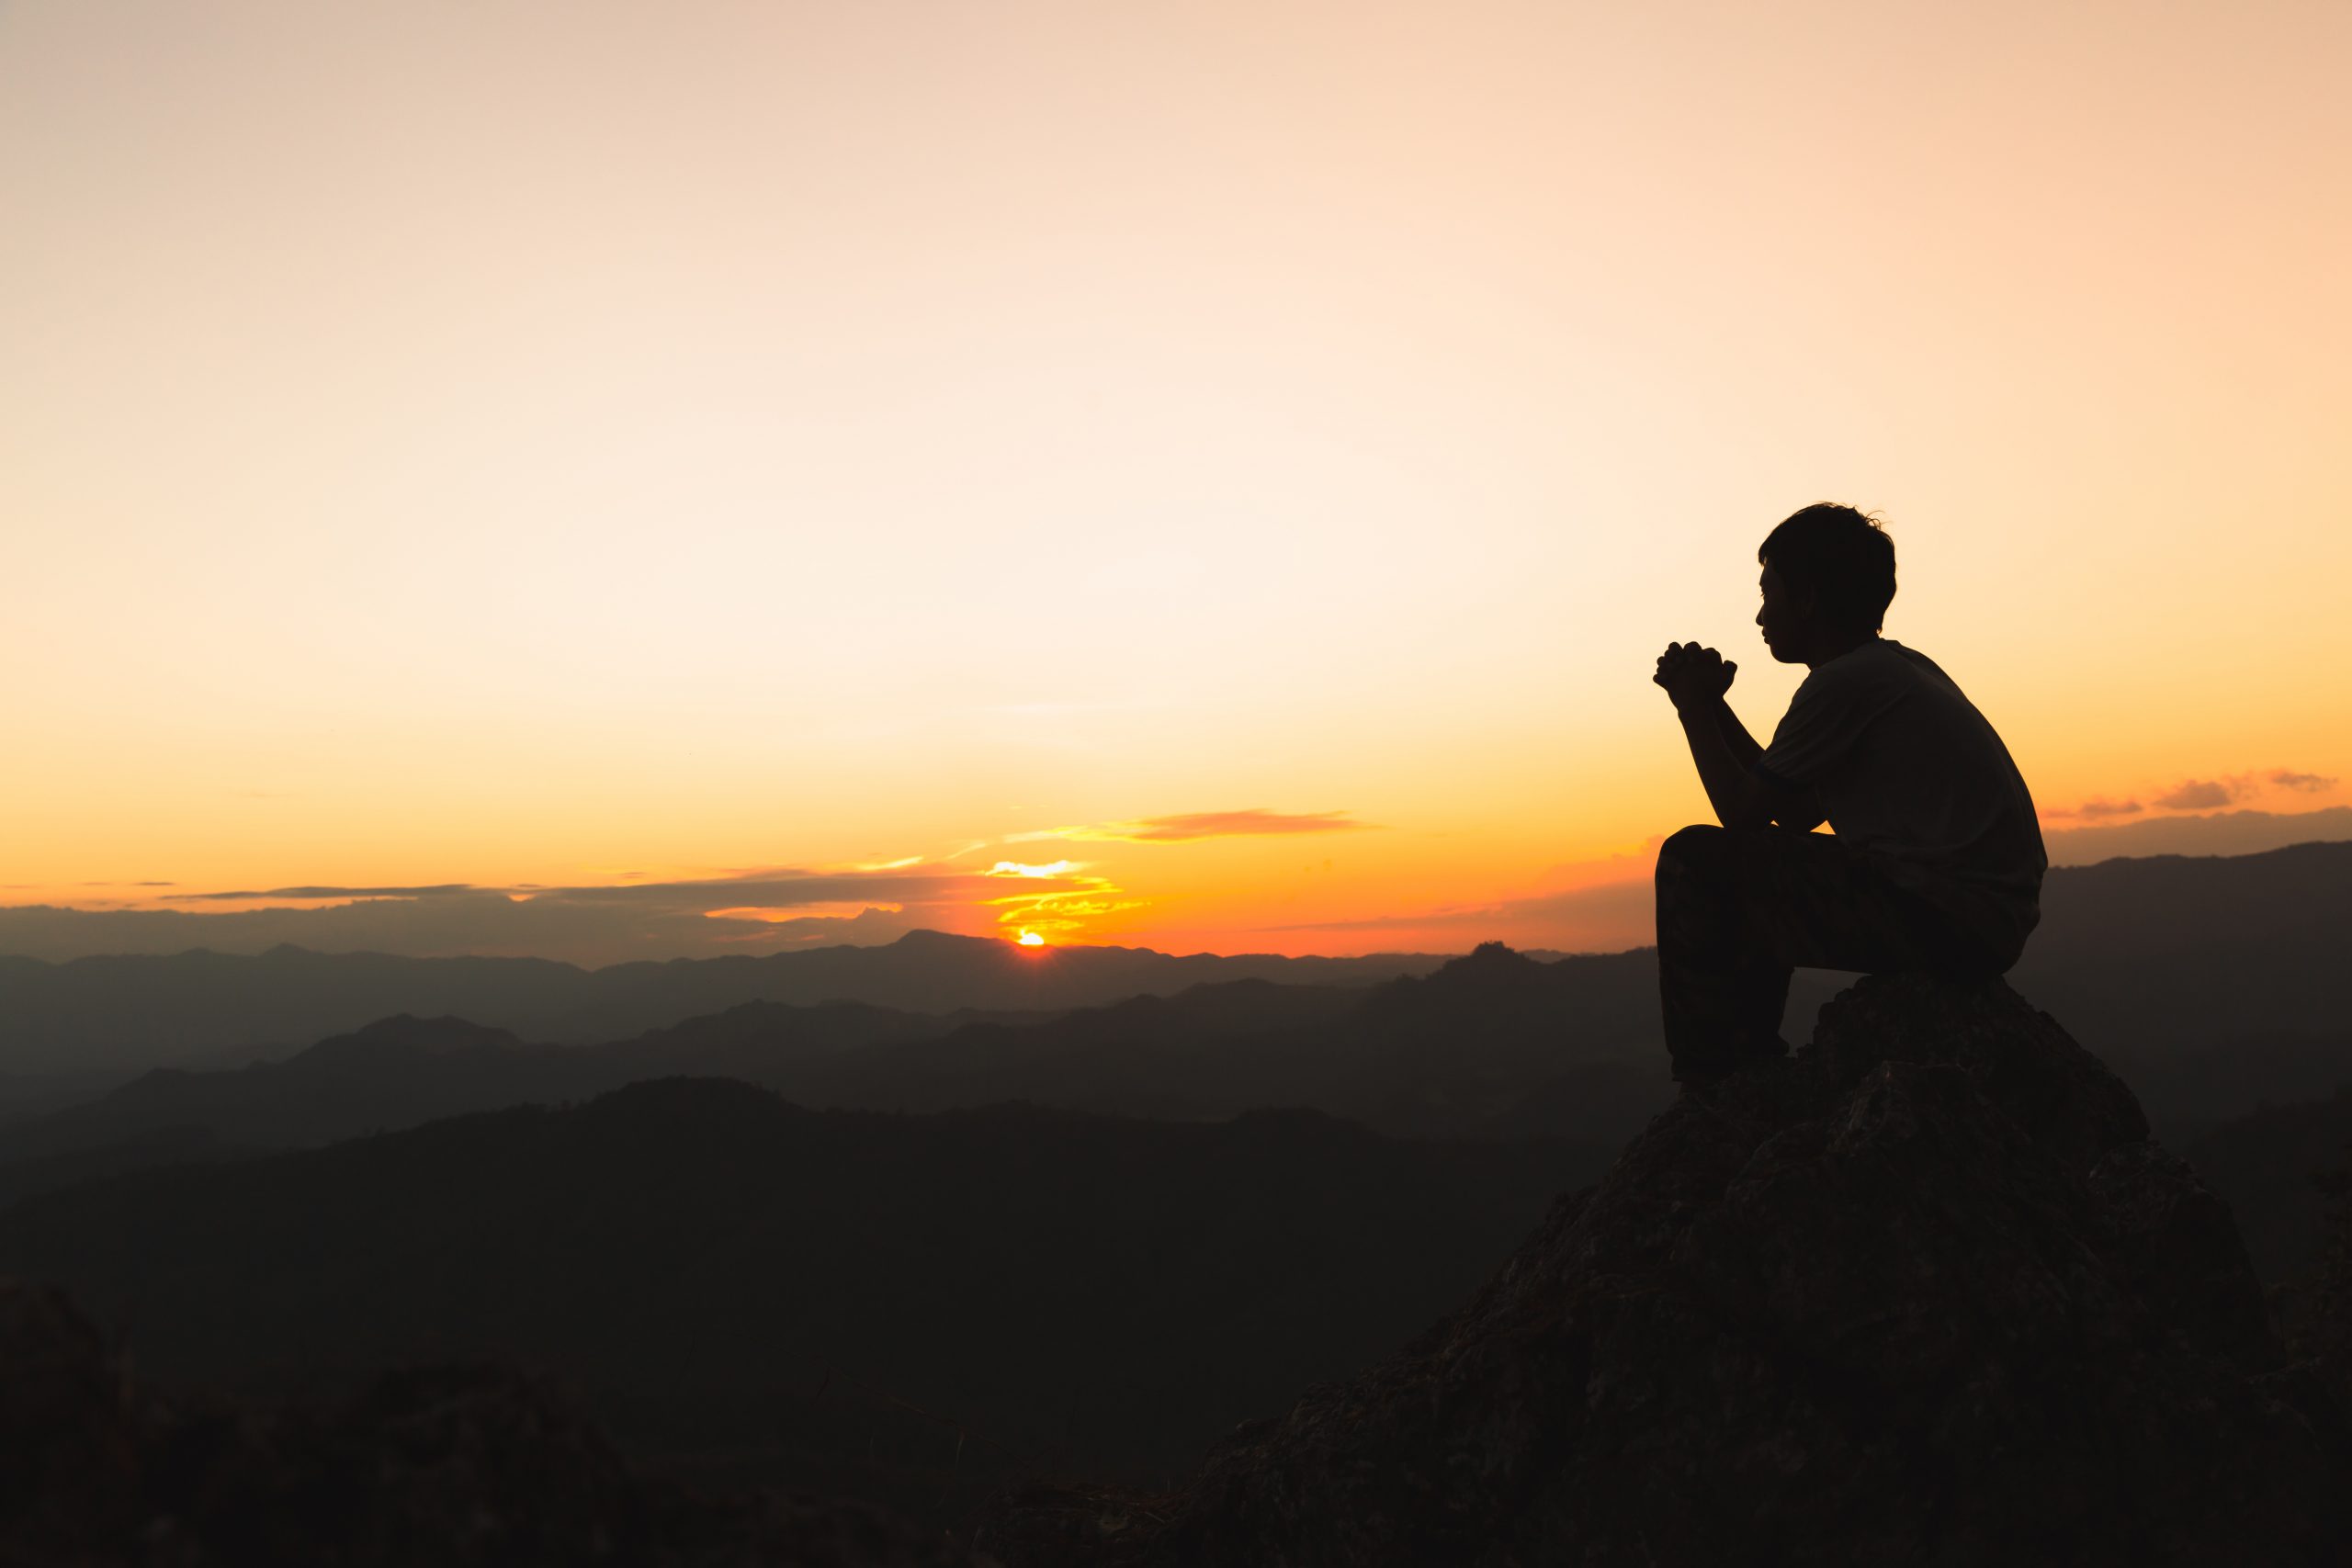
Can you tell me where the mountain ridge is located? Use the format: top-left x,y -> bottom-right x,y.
0,929 -> 1455,1075
5,840 -> 2346,1089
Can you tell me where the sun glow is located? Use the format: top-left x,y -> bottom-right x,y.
1017,930 -> 1046,947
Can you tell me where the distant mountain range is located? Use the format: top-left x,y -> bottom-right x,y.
2003,840 -> 2352,1134
0,930 -> 1457,1077
3,841 -> 2347,1162
0,946 -> 1659,1201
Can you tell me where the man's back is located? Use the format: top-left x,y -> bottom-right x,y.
1757,637 -> 2044,967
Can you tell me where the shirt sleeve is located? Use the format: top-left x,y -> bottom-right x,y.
1755,659 -> 1904,785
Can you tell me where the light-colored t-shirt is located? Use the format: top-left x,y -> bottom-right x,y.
1753,638 -> 2045,964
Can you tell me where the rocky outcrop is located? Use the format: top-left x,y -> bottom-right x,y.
0,1280 -> 991,1568
981,975 -> 2352,1566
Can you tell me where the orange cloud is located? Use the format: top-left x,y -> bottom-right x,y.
1039,809 -> 1373,844
2154,778 -> 2242,811
2042,798 -> 2143,821
2051,767 -> 2337,820
2270,769 -> 2337,793
701,902 -> 904,924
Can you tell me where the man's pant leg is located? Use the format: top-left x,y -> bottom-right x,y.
1655,824 -> 1956,1081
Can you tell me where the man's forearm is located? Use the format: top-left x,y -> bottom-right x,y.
1678,694 -> 1768,829
1704,694 -> 1764,770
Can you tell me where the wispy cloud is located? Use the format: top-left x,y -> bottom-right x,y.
2153,778 -> 2242,811
2042,798 -> 2143,821
1024,808 -> 1373,844
2057,766 -> 2338,819
713,907 -> 916,948
2270,769 -> 2337,793
501,870 -> 990,910
171,883 -> 477,902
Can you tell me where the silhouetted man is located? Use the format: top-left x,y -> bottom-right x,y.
1652,503 -> 2045,1084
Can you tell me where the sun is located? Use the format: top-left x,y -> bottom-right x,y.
1017,931 -> 1046,947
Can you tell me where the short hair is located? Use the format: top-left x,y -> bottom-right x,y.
1758,503 -> 1896,633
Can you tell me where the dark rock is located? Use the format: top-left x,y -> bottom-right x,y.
978,975 -> 2352,1567
0,1280 -> 140,1556
1807,973 -> 2150,1170
2089,1141 -> 2275,1366
2278,1156 -> 2352,1412
0,1281 -> 994,1567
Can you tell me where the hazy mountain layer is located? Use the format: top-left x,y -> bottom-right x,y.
0,929 -> 1453,1076
0,1001 -> 956,1177
0,947 -> 1666,1201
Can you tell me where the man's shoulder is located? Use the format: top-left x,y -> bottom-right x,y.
1877,637 -> 1943,671
1842,638 -> 1956,691
1800,638 -> 1928,694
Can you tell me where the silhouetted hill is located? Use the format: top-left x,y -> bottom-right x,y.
6,1015 -> 614,1162
0,1003 -> 961,1177
0,931 -> 1452,1076
0,1124 -> 250,1210
0,1082 -> 1589,1517
2183,1086 -> 2352,1281
2008,840 -> 2352,1130
0,1066 -> 117,1123
981,976 -> 2352,1565
2029,838 -> 2352,958
774,946 -> 1664,1134
0,1280 -> 984,1567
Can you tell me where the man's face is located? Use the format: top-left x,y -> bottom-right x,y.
1756,558 -> 1810,663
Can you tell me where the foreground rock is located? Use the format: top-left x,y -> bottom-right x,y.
979,975 -> 2352,1566
0,1281 -> 989,1567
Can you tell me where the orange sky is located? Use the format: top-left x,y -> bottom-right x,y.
4,2 -> 2347,961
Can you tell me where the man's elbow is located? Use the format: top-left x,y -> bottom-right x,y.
1722,781 -> 1778,833
1732,766 -> 1815,832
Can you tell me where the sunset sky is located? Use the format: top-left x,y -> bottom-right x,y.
5,1 -> 2347,963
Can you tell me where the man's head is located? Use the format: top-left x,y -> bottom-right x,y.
1756,502 -> 1895,664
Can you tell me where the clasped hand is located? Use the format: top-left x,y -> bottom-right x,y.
1653,641 -> 1736,711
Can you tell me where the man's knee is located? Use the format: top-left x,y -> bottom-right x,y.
1657,823 -> 1731,883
